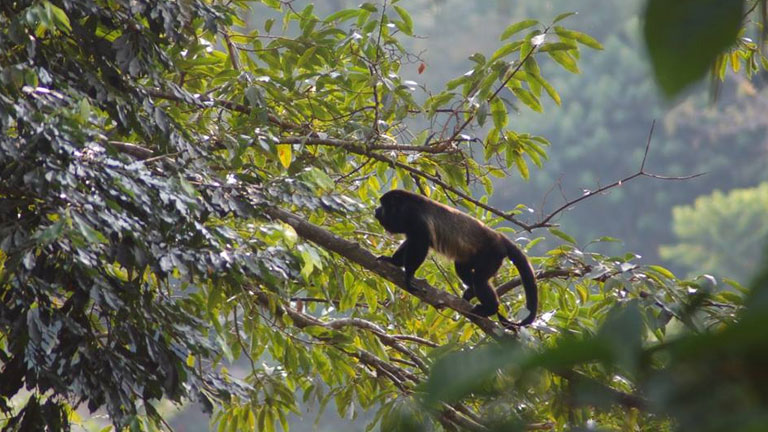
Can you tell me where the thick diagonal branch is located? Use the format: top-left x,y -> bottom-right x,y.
263,207 -> 507,337
264,206 -> 647,411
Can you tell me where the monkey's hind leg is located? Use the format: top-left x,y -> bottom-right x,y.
468,257 -> 503,318
454,262 -> 475,301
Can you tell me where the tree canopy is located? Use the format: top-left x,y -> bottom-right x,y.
1,0 -> 766,431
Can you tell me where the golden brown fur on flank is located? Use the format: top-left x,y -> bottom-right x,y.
400,192 -> 505,260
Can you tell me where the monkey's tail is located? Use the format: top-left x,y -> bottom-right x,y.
505,239 -> 538,326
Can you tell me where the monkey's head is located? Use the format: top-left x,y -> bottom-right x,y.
375,190 -> 416,234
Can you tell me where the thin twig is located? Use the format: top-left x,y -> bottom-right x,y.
232,305 -> 256,371
532,121 -> 704,228
222,31 -> 241,71
289,296 -> 372,309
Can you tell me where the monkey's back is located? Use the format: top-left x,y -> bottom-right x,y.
421,198 -> 506,261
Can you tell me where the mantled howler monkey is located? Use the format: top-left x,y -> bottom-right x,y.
375,189 -> 537,327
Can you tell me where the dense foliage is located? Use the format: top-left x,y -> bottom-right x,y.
0,0 -> 764,431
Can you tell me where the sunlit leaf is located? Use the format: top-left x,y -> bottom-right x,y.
554,26 -> 603,50
648,265 -> 676,279
550,228 -> 576,244
490,97 -> 507,129
511,87 -> 542,112
500,19 -> 539,41
393,5 -> 413,36
513,153 -> 529,180
277,144 -> 292,168
547,50 -> 580,73
552,12 -> 576,24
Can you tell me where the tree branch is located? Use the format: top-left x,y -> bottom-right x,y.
106,141 -> 155,159
278,135 -> 459,154
264,206 -> 648,412
263,206 -> 507,337
144,87 -> 303,132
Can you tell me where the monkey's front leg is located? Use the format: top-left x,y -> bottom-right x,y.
377,240 -> 415,289
377,240 -> 408,267
401,233 -> 429,292
378,236 -> 428,293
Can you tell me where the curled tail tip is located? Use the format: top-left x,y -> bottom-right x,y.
498,312 -> 535,329
517,313 -> 535,327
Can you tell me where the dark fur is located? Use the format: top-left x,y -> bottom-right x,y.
375,189 -> 537,327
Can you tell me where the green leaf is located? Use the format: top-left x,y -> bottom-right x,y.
47,2 -> 71,33
78,98 -> 91,120
538,42 -> 578,52
717,53 -> 729,80
552,12 -> 576,24
468,52 -> 486,65
445,75 -> 469,91
425,91 -> 455,112
296,46 -> 316,69
36,218 -> 65,244
547,50 -> 580,73
440,164 -> 464,187
73,215 -> 107,244
596,301 -> 644,372
524,338 -> 610,371
523,57 -> 542,97
717,291 -> 743,304
532,73 -> 561,105
511,87 -> 542,112
264,18 -> 275,32
363,281 -> 378,313
490,41 -> 523,62
576,284 -> 588,304
500,19 -> 539,41
490,97 -> 507,129
595,236 -> 621,243
550,228 -> 576,244
340,271 -> 361,311
360,2 -> 378,12
393,5 -> 413,36
643,0 -> 744,97
648,265 -> 676,279
554,26 -> 603,50
513,153 -> 529,180
521,140 -> 544,167
476,100 -> 489,127
325,9 -> 360,23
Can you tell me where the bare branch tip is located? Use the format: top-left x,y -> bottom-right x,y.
641,119 -> 656,171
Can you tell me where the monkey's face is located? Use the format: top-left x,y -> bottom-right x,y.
375,196 -> 407,234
